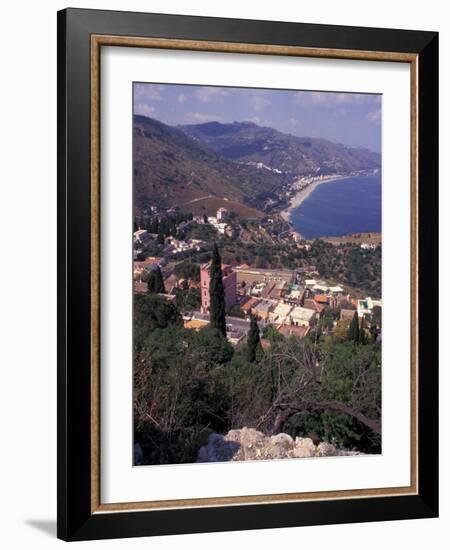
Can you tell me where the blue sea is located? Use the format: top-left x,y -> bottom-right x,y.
290,174 -> 381,239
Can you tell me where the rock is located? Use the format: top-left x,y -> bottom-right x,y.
266,433 -> 295,459
316,442 -> 337,457
293,437 -> 316,458
196,429 -> 355,463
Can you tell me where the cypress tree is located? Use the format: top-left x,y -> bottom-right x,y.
358,316 -> 367,345
347,311 -> 360,343
147,266 -> 166,294
370,322 -> 378,343
246,313 -> 261,363
209,243 -> 226,337
157,231 -> 165,245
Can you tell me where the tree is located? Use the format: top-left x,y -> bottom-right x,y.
174,261 -> 200,282
251,339 -> 381,440
147,266 -> 166,294
246,314 -> 261,362
371,305 -> 382,328
133,294 -> 182,350
358,316 -> 367,345
262,324 -> 284,344
209,243 -> 227,337
347,312 -> 360,343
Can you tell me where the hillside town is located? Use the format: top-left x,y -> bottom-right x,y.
132,92 -> 383,466
133,206 -> 382,346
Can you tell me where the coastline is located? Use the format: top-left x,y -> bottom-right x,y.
280,174 -> 351,224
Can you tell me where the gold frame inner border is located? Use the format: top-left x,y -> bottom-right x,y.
90,35 -> 419,514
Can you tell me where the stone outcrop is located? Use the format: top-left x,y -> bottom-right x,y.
196,427 -> 359,463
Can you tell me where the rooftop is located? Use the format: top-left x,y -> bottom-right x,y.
277,324 -> 310,338
134,257 -> 163,270
272,303 -> 292,317
184,319 -> 209,330
290,306 -> 315,322
254,300 -> 276,314
201,263 -> 234,277
241,297 -> 260,313
340,309 -> 357,321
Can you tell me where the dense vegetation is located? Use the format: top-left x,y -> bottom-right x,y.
134,293 -> 382,465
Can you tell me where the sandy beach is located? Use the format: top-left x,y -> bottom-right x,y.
280,175 -> 351,223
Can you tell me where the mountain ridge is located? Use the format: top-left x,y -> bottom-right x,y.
179,120 -> 381,176
133,115 -> 285,215
133,115 -> 381,216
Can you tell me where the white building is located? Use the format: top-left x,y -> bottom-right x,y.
357,297 -> 382,318
330,285 -> 344,295
216,207 -> 229,222
133,229 -> 152,247
289,306 -> 316,327
268,303 -> 293,325
208,218 -> 228,234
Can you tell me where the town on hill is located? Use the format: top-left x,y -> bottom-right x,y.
134,207 -> 382,466
133,108 -> 382,466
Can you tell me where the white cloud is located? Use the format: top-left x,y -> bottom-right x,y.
294,90 -> 380,108
134,104 -> 156,117
195,87 -> 229,103
177,93 -> 187,104
251,94 -> 270,112
183,111 -> 225,124
134,84 -> 162,102
367,109 -> 382,124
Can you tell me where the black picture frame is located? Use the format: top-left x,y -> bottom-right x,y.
57,7 -> 438,541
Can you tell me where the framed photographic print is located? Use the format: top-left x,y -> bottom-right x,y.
57,8 -> 439,541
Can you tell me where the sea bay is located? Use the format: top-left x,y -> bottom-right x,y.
290,174 -> 382,239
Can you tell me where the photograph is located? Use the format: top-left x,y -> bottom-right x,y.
132,83 -> 383,466
53,6 -> 439,542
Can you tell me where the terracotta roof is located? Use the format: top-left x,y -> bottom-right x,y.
314,294 -> 329,304
133,281 -> 148,294
303,299 -> 326,313
261,282 -> 276,298
277,324 -> 310,338
201,263 -> 234,276
340,309 -> 357,321
134,257 -> 162,270
184,319 -> 209,330
241,298 -> 260,313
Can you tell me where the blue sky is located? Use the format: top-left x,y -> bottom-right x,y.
134,83 -> 381,153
